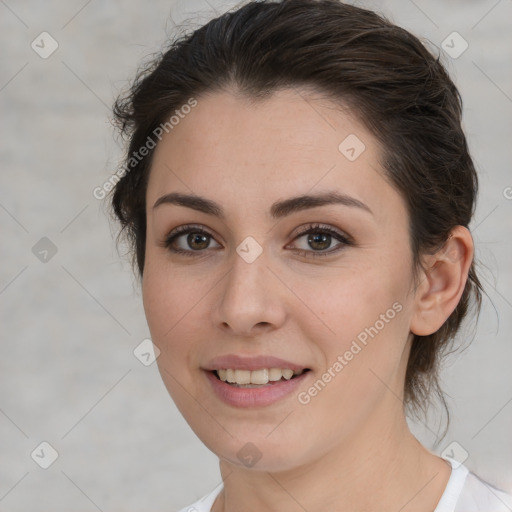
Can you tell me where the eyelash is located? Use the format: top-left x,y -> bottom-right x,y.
161,223 -> 353,258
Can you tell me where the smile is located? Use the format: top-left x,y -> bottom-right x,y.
205,368 -> 311,407
214,368 -> 308,386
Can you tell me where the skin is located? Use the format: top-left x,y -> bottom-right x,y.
142,88 -> 474,511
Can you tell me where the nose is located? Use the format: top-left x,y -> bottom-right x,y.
212,246 -> 287,337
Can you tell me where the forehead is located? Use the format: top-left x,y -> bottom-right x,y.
146,88 -> 401,220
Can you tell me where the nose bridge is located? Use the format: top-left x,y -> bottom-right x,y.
213,237 -> 285,334
226,230 -> 270,289
225,239 -> 270,306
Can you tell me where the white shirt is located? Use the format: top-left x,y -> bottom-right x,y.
177,457 -> 512,512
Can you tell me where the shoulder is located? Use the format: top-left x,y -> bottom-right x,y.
175,466 -> 512,512
175,483 -> 223,512
433,457 -> 511,512
455,471 -> 512,512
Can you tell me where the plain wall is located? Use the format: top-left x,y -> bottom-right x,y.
1,0 -> 511,510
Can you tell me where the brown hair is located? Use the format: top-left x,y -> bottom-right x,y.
109,0 -> 483,433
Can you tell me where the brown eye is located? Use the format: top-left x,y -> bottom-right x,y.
289,223 -> 353,258
163,225 -> 220,256
162,223 -> 353,259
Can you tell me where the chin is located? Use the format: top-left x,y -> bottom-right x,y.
194,426 -> 310,473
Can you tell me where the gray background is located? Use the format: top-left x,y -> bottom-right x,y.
1,0 -> 511,510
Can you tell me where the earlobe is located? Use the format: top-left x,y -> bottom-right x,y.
410,226 -> 474,336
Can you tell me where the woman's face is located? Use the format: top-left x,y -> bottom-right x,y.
143,88 -> 419,471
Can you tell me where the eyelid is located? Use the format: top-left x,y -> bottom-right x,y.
161,222 -> 353,257
291,223 -> 353,244
285,223 -> 353,257
161,223 -> 220,250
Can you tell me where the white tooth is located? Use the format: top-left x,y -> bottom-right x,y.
282,369 -> 294,380
219,368 -> 303,385
268,368 -> 283,381
235,369 -> 251,384
250,369 -> 269,385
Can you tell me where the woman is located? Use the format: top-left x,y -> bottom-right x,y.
109,0 -> 512,510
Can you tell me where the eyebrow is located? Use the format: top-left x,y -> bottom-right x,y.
152,190 -> 373,219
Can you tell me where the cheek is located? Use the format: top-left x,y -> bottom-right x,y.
142,263 -> 206,416
307,261 -> 408,341
142,259 -> 199,371
142,251 -> 210,341
304,260 -> 412,396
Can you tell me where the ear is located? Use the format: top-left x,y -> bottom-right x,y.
410,226 -> 474,336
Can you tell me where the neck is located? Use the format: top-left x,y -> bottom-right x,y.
212,403 -> 451,512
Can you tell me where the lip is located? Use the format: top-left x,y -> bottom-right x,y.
203,354 -> 309,372
204,368 -> 310,408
